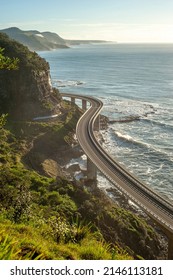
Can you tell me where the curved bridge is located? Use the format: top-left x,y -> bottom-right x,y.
62,93 -> 173,259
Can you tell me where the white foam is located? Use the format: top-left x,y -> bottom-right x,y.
115,131 -> 133,142
74,171 -> 84,180
65,155 -> 87,170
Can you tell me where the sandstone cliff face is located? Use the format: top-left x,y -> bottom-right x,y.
0,33 -> 61,120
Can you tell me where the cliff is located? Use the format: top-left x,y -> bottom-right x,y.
0,32 -> 61,120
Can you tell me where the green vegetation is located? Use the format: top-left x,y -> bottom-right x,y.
0,114 -> 8,129
0,33 -> 48,72
0,47 -> 19,70
0,123 -> 134,260
0,120 -> 163,259
0,221 -> 132,260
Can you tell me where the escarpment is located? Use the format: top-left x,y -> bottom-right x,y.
0,32 -> 61,120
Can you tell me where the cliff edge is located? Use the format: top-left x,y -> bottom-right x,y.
0,32 -> 61,120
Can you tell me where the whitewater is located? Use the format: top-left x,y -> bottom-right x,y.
39,43 -> 173,202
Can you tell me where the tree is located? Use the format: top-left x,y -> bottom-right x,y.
0,47 -> 19,70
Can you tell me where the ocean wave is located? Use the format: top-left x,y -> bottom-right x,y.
102,129 -> 173,200
112,130 -> 150,149
110,128 -> 173,165
104,99 -> 157,120
53,79 -> 85,88
140,118 -> 173,130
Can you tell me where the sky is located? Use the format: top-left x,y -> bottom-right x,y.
1,0 -> 173,43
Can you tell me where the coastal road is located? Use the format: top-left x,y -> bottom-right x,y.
62,93 -> 173,235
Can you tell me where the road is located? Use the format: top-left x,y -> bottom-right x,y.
62,93 -> 173,234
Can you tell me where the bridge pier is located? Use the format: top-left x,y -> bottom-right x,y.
82,100 -> 87,110
71,97 -> 75,104
87,158 -> 97,180
94,115 -> 100,131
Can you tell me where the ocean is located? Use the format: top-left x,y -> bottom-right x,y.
39,43 -> 173,202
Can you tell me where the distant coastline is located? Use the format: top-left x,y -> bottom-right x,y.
0,27 -> 111,51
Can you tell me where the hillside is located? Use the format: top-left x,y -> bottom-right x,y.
0,34 -> 167,260
0,27 -> 107,51
0,27 -> 68,51
0,119 -> 166,260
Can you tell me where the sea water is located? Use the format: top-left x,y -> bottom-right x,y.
39,43 -> 173,202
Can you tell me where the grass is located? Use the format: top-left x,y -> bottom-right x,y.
0,219 -> 133,260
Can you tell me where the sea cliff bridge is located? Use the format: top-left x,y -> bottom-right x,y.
62,93 -> 173,259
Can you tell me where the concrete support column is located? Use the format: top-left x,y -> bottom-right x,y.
87,158 -> 97,181
94,115 -> 100,131
82,99 -> 87,110
168,237 -> 173,260
71,97 -> 75,104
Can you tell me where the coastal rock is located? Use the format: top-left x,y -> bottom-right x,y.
41,158 -> 65,178
66,163 -> 81,174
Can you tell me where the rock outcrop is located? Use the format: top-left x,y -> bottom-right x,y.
0,33 -> 61,120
